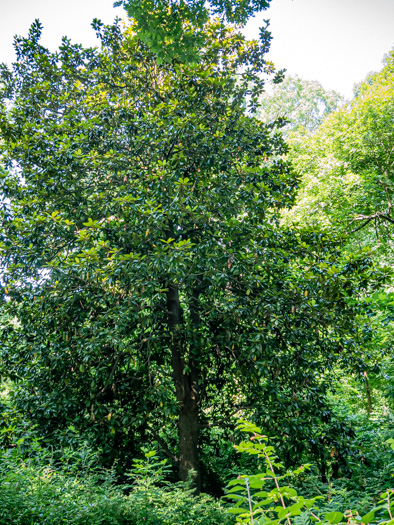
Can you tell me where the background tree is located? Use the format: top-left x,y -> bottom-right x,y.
283,52 -> 394,244
280,52 -> 394,432
257,75 -> 344,134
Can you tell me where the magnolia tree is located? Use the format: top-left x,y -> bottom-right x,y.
0,19 -> 379,489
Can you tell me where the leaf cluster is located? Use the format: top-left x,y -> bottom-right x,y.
115,0 -> 272,62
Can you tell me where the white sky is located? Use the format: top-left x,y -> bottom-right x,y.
245,0 -> 394,98
0,0 -> 393,99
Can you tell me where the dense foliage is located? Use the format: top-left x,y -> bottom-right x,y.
0,15 -> 385,494
278,55 -> 394,423
0,1 -> 393,524
225,421 -> 394,525
284,52 -> 394,245
115,0 -> 273,62
0,17 -> 295,488
0,442 -> 231,524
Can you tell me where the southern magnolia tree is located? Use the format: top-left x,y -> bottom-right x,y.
0,20 -> 378,487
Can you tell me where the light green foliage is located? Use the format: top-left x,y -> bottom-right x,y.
283,52 -> 394,246
280,57 -> 394,404
225,421 -> 319,525
258,75 -> 344,134
0,442 -> 126,524
279,55 -> 394,455
326,289 -> 394,420
226,422 -> 394,525
292,416 -> 394,516
125,449 -> 234,524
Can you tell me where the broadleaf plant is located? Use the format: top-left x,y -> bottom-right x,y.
226,422 -> 394,525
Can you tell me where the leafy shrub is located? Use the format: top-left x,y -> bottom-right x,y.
0,443 -> 233,525
0,459 -> 125,524
225,421 -> 394,525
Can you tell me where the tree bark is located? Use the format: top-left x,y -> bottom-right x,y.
320,450 -> 328,484
363,371 -> 373,415
167,283 -> 201,491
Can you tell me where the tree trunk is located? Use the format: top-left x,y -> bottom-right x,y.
363,371 -> 373,415
320,449 -> 328,484
167,283 -> 201,492
178,396 -> 200,489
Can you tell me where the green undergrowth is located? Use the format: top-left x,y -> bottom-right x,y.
1,411 -> 394,525
0,443 -> 233,525
225,421 -> 394,525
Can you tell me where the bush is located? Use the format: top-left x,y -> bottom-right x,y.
0,444 -> 233,525
225,421 -> 394,525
